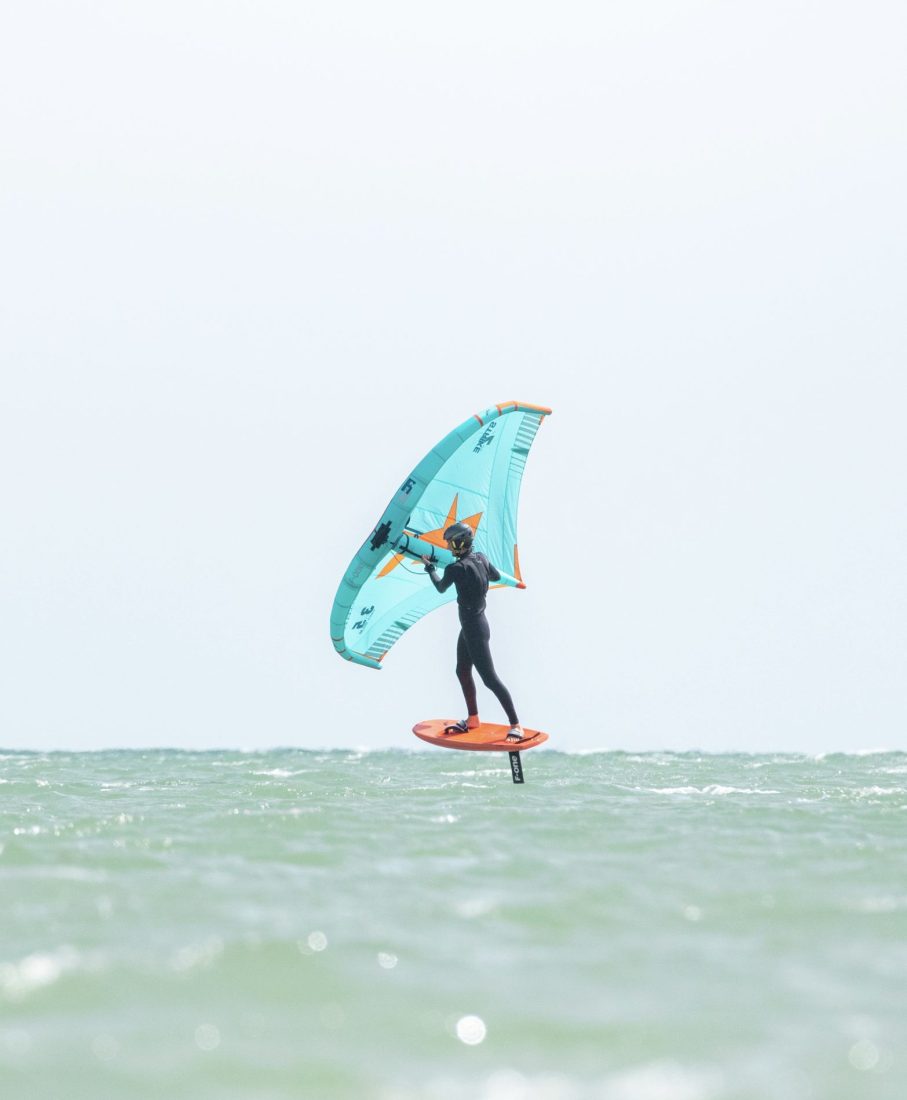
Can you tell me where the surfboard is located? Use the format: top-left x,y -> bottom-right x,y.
413,719 -> 548,784
412,720 -> 548,752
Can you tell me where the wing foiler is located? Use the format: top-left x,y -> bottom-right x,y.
330,400 -> 552,670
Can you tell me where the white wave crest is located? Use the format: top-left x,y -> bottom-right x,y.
636,785 -> 780,796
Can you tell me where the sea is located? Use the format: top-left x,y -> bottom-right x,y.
1,747 -> 905,1100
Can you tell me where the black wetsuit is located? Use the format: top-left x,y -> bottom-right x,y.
425,551 -> 519,726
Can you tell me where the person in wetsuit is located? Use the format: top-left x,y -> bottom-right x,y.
422,521 -> 525,742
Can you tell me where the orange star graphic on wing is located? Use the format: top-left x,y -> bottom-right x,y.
377,495 -> 482,579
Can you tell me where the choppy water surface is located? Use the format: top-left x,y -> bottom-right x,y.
1,748 -> 906,1099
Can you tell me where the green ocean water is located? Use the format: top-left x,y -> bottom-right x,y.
1,747 -> 905,1100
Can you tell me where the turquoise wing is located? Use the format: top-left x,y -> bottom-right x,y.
330,401 -> 552,668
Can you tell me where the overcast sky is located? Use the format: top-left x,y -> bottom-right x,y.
2,1 -> 905,754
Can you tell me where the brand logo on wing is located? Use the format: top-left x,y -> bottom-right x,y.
473,421 -> 497,453
352,605 -> 375,632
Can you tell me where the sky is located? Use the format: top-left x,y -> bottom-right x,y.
2,1 -> 905,754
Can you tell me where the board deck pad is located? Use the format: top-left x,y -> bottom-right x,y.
412,719 -> 548,752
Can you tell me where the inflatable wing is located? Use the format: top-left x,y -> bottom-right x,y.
330,400 -> 552,669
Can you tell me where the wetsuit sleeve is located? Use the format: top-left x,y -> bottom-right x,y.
485,558 -> 501,582
427,563 -> 457,594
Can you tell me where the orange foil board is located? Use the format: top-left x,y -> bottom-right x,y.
412,719 -> 548,752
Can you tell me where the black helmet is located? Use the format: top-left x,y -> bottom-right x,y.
444,521 -> 474,557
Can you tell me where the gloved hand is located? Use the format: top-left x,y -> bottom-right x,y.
422,555 -> 436,572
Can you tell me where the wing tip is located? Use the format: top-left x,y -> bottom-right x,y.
495,400 -> 553,417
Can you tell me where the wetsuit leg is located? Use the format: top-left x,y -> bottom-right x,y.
455,630 -> 479,717
460,613 -> 519,726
